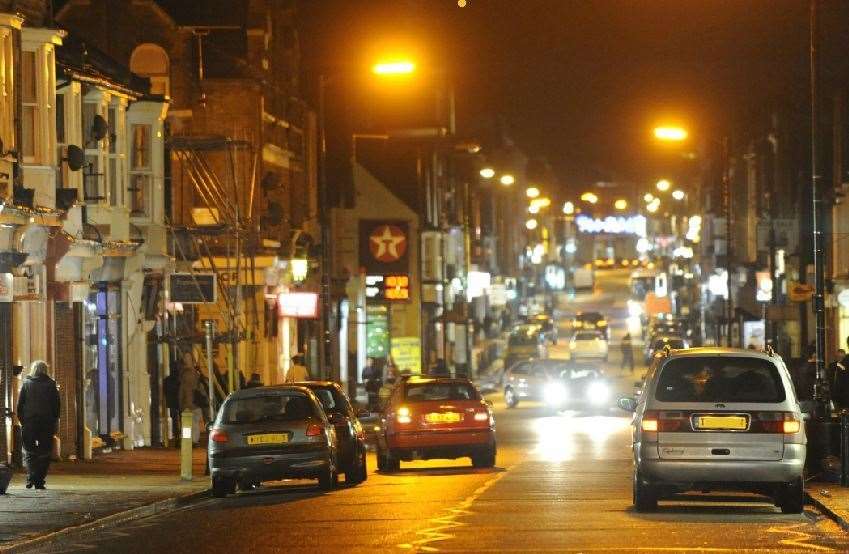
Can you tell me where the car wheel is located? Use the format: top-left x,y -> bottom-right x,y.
472,443 -> 497,469
212,476 -> 236,498
504,387 -> 519,408
377,448 -> 400,473
776,477 -> 805,514
318,461 -> 338,491
633,470 -> 658,512
346,449 -> 368,485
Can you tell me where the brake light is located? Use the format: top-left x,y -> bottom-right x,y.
474,411 -> 489,422
396,406 -> 412,424
210,429 -> 229,443
641,417 -> 658,432
305,423 -> 324,437
750,412 -> 800,434
783,420 -> 801,434
641,410 -> 685,432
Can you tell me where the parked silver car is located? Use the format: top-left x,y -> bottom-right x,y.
619,347 -> 806,513
208,386 -> 338,497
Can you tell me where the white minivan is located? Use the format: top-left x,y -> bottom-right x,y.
619,347 -> 806,513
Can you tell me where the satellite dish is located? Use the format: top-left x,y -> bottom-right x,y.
65,145 -> 84,171
91,115 -> 108,142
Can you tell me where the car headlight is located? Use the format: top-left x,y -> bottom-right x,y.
588,382 -> 609,405
543,382 -> 568,405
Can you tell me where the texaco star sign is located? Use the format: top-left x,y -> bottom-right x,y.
369,225 -> 407,263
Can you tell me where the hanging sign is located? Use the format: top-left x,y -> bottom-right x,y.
788,282 -> 814,303
359,220 -> 410,275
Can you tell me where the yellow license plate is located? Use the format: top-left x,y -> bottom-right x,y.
425,412 -> 462,424
696,416 -> 747,430
247,433 -> 288,445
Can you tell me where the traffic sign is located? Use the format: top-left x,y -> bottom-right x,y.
788,282 -> 814,303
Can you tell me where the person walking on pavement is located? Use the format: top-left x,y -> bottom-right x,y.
163,369 -> 181,446
286,354 -> 310,382
831,349 -> 849,412
621,333 -> 634,373
245,372 -> 264,388
362,357 -> 382,412
17,360 -> 60,489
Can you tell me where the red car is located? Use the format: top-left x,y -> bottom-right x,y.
376,376 -> 496,471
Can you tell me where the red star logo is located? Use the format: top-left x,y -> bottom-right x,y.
369,225 -> 407,263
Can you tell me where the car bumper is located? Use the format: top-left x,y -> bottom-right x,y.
386,430 -> 495,461
209,446 -> 332,481
637,442 -> 805,484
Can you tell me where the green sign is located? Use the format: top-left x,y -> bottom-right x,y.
366,305 -> 389,358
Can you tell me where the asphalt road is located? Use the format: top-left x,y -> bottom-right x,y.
34,269 -> 849,553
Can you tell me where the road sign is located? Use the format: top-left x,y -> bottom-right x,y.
788,282 -> 814,303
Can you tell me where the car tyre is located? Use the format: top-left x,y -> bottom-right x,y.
504,387 -> 519,408
777,477 -> 805,514
346,449 -> 368,485
318,461 -> 338,491
633,470 -> 658,512
377,448 -> 400,473
472,443 -> 497,469
212,476 -> 236,498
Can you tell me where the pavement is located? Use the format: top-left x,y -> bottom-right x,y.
808,483 -> 849,531
0,448 -> 209,553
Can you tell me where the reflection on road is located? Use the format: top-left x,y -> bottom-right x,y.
532,409 -> 631,462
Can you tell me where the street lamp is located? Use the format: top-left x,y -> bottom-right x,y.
563,201 -> 575,215
654,126 -> 688,142
580,192 -> 598,204
479,167 -> 495,179
656,179 -> 671,192
525,218 -> 538,230
647,199 -> 660,213
526,186 -> 540,198
500,174 -> 515,186
372,60 -> 416,75
614,199 -> 628,210
530,197 -> 551,210
672,189 -> 685,201
643,193 -> 655,203
528,204 -> 540,214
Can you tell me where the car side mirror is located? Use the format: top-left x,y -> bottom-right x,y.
618,397 -> 637,412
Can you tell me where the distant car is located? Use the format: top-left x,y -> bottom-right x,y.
572,311 -> 608,337
505,324 -> 548,368
529,314 -> 558,345
376,377 -> 496,471
644,335 -> 688,364
503,359 -> 566,409
294,381 -> 368,485
209,385 -> 338,497
570,330 -> 608,362
619,347 -> 806,513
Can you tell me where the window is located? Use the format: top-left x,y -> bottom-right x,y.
129,124 -> 151,216
21,51 -> 36,160
221,393 -> 317,424
20,39 -> 57,166
82,100 -> 104,202
83,92 -> 127,206
129,44 -> 169,97
655,357 -> 785,403
404,383 -> 479,402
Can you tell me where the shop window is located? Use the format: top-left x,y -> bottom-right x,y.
130,44 -> 169,97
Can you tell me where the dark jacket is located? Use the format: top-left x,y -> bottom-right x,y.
17,374 -> 60,424
163,372 -> 180,410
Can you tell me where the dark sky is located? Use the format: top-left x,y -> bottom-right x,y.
300,1 -> 834,192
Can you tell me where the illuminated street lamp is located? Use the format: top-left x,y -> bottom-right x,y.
614,199 -> 627,210
372,60 -> 416,75
526,186 -> 540,198
530,197 -> 551,210
563,201 -> 575,215
528,204 -> 540,214
656,179 -> 671,192
525,218 -> 538,230
654,126 -> 688,142
643,193 -> 654,203
647,198 -> 660,213
479,167 -> 495,179
500,174 -> 515,186
580,192 -> 598,204
672,189 -> 685,201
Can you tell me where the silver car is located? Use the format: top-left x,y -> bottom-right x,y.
208,386 -> 338,497
619,347 -> 806,513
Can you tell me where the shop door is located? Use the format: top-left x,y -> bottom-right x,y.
84,287 -> 123,440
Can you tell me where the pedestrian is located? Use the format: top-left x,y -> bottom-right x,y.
793,346 -> 817,402
431,358 -> 449,377
178,354 -> 203,445
245,372 -> 264,388
831,349 -> 849,412
17,360 -> 60,489
621,333 -> 634,372
362,357 -> 382,412
286,353 -> 310,382
163,369 -> 181,446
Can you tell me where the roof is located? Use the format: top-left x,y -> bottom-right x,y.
665,347 -> 778,361
227,384 -> 316,398
56,33 -> 151,97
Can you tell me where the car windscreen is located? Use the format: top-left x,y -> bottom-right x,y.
404,383 -> 479,402
221,393 -> 317,424
536,361 -> 570,377
311,387 -> 350,415
655,357 -> 785,403
509,328 -> 539,345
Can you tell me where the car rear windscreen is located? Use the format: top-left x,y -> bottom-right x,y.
655,357 -> 785,403
222,393 -> 317,424
405,383 -> 479,402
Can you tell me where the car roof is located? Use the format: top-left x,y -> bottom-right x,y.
290,380 -> 340,390
402,376 -> 475,386
662,346 -> 779,362
226,385 -> 318,399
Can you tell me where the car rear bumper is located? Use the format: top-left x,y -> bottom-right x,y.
387,430 -> 495,461
637,442 -> 805,484
209,446 -> 332,481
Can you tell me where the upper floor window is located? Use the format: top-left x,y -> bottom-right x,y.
20,34 -> 57,166
129,123 -> 151,217
130,44 -> 169,97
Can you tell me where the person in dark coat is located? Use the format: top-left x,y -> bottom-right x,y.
245,372 -> 264,388
620,333 -> 634,372
17,360 -> 60,489
831,349 -> 849,412
163,370 -> 181,446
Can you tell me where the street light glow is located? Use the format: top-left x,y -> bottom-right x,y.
656,179 -> 671,192
614,199 -> 627,210
372,60 -> 416,75
530,197 -> 551,209
479,167 -> 495,179
528,204 -> 540,214
500,174 -> 515,186
580,192 -> 598,204
672,189 -> 685,201
643,193 -> 654,203
526,218 -> 538,230
647,198 -> 660,213
654,126 -> 688,141
563,201 -> 575,215
526,186 -> 540,198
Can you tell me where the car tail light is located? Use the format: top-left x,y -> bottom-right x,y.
306,423 -> 324,437
642,410 -> 686,432
750,412 -> 800,434
474,411 -> 489,422
210,429 -> 229,443
396,406 -> 412,424
641,414 -> 658,432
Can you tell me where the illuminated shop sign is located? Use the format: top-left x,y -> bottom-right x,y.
575,215 -> 647,237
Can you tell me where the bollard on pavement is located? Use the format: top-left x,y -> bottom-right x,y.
181,409 -> 193,481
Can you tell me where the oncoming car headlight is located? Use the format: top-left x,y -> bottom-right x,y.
543,382 -> 568,406
588,382 -> 610,405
